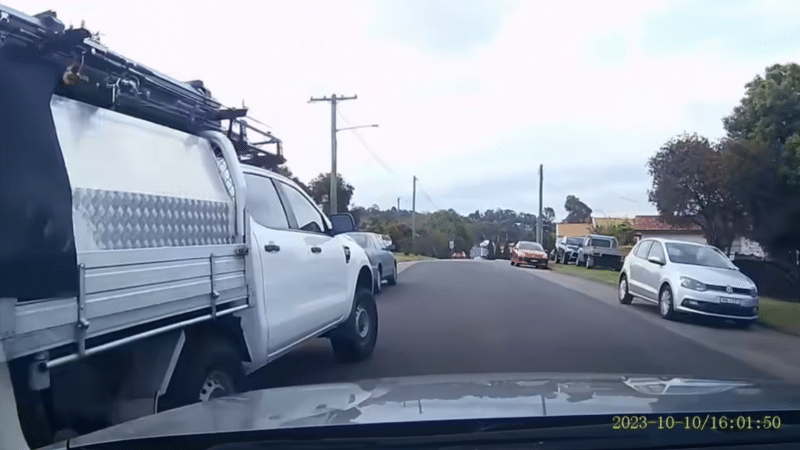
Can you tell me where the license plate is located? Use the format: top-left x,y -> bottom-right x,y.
719,297 -> 741,305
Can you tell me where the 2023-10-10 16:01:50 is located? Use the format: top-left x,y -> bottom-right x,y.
612,415 -> 782,431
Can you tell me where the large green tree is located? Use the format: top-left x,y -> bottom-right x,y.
564,195 -> 592,223
722,63 -> 800,260
647,133 -> 743,251
308,172 -> 355,215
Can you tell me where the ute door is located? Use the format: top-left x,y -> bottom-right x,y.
244,172 -> 311,354
275,180 -> 350,329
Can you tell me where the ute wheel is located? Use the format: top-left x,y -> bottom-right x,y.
161,337 -> 243,411
659,285 -> 677,320
330,288 -> 378,363
387,263 -> 397,285
618,275 -> 633,304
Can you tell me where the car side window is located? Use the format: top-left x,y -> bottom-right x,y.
648,242 -> 665,261
243,173 -> 290,229
279,182 -> 327,234
634,240 -> 653,258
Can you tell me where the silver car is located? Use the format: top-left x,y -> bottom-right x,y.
618,238 -> 759,327
345,232 -> 398,294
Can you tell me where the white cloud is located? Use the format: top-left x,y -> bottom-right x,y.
9,0 -> 800,219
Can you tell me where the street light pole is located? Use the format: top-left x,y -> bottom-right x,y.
309,94 -> 357,214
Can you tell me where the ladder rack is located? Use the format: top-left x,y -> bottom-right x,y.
0,4 -> 285,169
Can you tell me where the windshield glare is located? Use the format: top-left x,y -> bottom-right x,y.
666,243 -> 735,269
566,237 -> 583,246
349,234 -> 370,248
518,242 -> 543,251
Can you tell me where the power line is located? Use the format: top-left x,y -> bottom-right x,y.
417,183 -> 440,211
337,110 -> 395,174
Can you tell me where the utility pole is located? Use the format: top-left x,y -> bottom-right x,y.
537,164 -> 544,243
412,176 -> 417,253
397,197 -> 400,211
309,94 -> 357,214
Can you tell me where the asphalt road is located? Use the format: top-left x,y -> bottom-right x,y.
248,260 -> 774,391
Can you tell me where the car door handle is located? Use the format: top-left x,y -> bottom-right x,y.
264,244 -> 281,253
311,246 -> 322,254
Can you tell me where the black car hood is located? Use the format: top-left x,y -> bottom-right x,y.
67,373 -> 800,446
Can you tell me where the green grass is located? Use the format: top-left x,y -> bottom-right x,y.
393,253 -> 436,262
758,297 -> 800,336
550,261 -> 620,286
551,263 -> 800,337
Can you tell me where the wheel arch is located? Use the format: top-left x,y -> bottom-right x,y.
356,265 -> 373,294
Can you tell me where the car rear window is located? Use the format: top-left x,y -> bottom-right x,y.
591,238 -> 615,248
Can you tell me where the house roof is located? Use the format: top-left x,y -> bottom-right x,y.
556,222 -> 592,237
632,215 -> 703,233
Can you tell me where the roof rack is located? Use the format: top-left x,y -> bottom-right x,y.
0,4 -> 285,169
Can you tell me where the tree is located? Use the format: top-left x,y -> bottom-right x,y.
564,195 -> 592,223
590,221 -> 636,246
308,172 -> 355,215
722,63 -> 800,260
273,164 -> 311,195
647,133 -> 742,251
543,207 -> 556,223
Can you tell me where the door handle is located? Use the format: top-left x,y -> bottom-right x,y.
311,246 -> 322,254
264,244 -> 281,253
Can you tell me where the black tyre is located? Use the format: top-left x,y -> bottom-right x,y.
618,275 -> 633,304
374,267 -> 382,294
330,288 -> 378,363
659,285 -> 677,320
161,336 -> 243,411
387,263 -> 397,285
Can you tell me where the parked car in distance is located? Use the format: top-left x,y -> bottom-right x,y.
577,234 -> 623,270
618,238 -> 759,327
555,236 -> 585,264
511,241 -> 549,269
345,232 -> 398,293
452,251 -> 467,259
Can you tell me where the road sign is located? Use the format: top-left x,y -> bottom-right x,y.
449,240 -> 454,250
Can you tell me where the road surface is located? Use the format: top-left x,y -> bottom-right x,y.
249,260 -> 776,391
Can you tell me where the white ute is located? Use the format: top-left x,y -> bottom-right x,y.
0,5 -> 377,448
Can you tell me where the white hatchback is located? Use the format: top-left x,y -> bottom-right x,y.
618,238 -> 759,327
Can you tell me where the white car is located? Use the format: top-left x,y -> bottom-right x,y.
617,238 -> 759,327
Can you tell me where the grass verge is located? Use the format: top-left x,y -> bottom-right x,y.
551,261 -> 800,337
393,253 -> 436,263
758,297 -> 800,336
550,261 -> 619,286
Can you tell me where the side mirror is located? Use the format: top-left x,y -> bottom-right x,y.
647,255 -> 665,265
330,213 -> 357,235
386,244 -> 396,251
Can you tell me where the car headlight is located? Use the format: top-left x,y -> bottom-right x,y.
680,276 -> 707,291
750,285 -> 758,297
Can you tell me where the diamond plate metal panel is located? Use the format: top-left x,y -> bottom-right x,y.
73,188 -> 234,250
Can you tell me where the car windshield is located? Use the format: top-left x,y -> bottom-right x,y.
665,243 -> 736,269
518,242 -> 543,251
6,2 -> 800,449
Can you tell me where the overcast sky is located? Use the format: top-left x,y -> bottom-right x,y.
11,0 -> 800,221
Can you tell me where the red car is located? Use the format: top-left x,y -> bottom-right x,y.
511,241 -> 549,269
